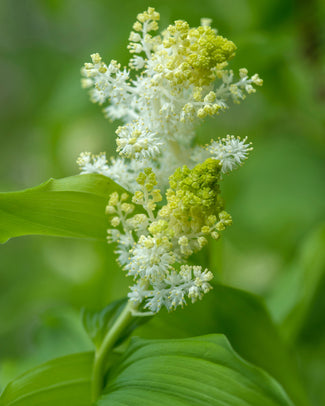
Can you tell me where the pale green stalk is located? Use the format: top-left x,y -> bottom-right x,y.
91,302 -> 135,402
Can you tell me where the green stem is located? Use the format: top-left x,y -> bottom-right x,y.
91,301 -> 134,402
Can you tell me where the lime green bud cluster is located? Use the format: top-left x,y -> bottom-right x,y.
159,158 -> 231,241
132,168 -> 162,213
161,22 -> 236,88
136,168 -> 158,190
106,192 -> 135,228
105,159 -> 232,313
106,159 -> 231,259
106,169 -> 163,242
133,7 -> 160,32
128,7 -> 161,59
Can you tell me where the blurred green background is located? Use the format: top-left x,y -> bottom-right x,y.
0,0 -> 324,404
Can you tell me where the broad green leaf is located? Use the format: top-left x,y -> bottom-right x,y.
137,284 -> 309,406
0,174 -> 125,243
296,325 -> 325,406
0,352 -> 92,406
98,334 -> 294,406
266,224 -> 325,342
82,298 -> 152,350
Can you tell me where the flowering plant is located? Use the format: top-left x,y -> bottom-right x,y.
78,7 -> 261,315
0,7 -> 307,406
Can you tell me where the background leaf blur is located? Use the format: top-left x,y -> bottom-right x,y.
0,0 -> 324,405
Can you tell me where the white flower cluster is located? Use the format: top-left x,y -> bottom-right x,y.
78,8 -> 262,314
104,160 -> 232,313
79,7 -> 262,191
190,135 -> 253,174
128,266 -> 213,313
206,135 -> 253,173
116,120 -> 162,160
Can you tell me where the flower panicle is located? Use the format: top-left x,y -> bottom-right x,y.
104,160 -> 231,313
78,7 -> 263,314
80,7 -> 262,178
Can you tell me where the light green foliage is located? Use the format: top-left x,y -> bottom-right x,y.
0,335 -> 295,406
0,174 -> 126,243
0,353 -> 93,406
137,284 -> 309,406
99,335 -> 293,406
267,224 -> 325,342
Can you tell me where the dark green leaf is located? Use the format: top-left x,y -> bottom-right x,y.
0,352 -> 92,406
137,284 -> 309,406
98,334 -> 294,406
0,174 -> 125,243
266,224 -> 325,342
82,298 -> 152,350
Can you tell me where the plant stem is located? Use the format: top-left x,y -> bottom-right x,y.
91,301 -> 134,402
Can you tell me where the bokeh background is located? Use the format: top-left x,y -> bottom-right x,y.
0,0 -> 324,404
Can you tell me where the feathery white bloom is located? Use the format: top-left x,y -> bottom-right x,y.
206,135 -> 253,173
215,69 -> 263,105
130,55 -> 145,70
128,265 -> 213,313
77,152 -> 109,175
80,10 -> 261,195
116,120 -> 162,160
125,235 -> 175,280
81,13 -> 261,173
115,245 -> 131,267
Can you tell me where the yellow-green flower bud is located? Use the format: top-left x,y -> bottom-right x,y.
148,220 -> 168,235
197,236 -> 208,247
216,222 -> 226,231
109,192 -> 119,206
201,226 -> 210,234
105,205 -> 116,215
211,231 -> 220,240
121,203 -> 135,214
152,189 -> 162,202
111,217 -> 120,227
133,21 -> 142,31
178,236 -> 189,246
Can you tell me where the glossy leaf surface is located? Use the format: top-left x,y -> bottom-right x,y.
0,174 -> 124,243
137,284 -> 309,406
98,335 -> 294,406
0,352 -> 93,406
